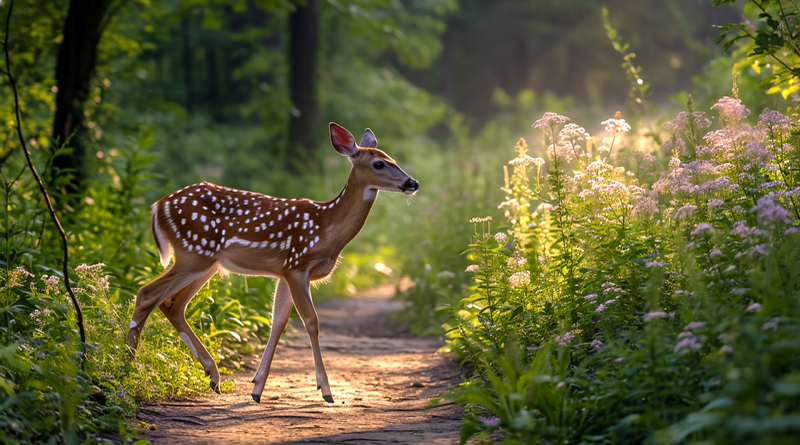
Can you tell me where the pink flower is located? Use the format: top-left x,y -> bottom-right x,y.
763,320 -> 779,331
493,232 -> 508,244
684,321 -> 706,331
590,339 -> 604,351
478,416 -> 500,426
555,332 -> 575,346
465,265 -> 480,273
674,336 -> 703,353
746,303 -> 761,312
595,304 -> 607,313
644,311 -> 675,321
532,112 -> 570,130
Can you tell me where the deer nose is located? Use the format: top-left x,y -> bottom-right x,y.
401,178 -> 419,193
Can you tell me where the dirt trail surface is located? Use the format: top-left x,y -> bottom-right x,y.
138,285 -> 464,444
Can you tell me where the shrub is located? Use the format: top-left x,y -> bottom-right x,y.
451,95 -> 800,444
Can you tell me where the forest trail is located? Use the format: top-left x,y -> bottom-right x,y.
138,284 -> 464,444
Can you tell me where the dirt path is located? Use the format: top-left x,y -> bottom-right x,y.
138,285 -> 464,444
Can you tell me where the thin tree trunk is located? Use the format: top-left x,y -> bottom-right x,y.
287,0 -> 319,173
51,0 -> 112,194
181,16 -> 195,114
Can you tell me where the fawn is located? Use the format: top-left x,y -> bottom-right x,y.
125,123 -> 419,403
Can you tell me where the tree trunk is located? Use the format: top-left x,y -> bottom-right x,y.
181,16 -> 195,114
287,0 -> 319,173
51,0 -> 112,194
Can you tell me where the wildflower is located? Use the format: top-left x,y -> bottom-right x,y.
674,336 -> 703,353
690,223 -> 714,236
762,320 -> 779,331
584,293 -> 597,300
556,381 -> 566,389
493,232 -> 508,244
509,154 -> 538,166
601,118 -> 631,136
746,302 -> 761,312
709,248 -> 723,258
663,111 -> 712,133
532,112 -> 570,130
707,198 -> 724,209
590,339 -> 604,351
507,256 -> 526,268
595,304 -> 607,313
711,96 -> 751,124
644,311 -> 675,321
509,271 -> 531,288
615,357 -> 625,362
685,321 -> 706,331
632,196 -> 660,218
75,263 -> 106,272
662,135 -> 687,155
751,196 -> 792,229
478,416 -> 500,426
7,266 -> 34,287
720,345 -> 733,354
465,265 -> 480,273
555,332 -> 575,346
645,260 -> 669,268
758,108 -> 791,130
731,288 -> 748,295
469,216 -> 492,223
547,141 -> 577,163
674,204 -> 698,220
668,157 -> 681,169
640,152 -> 656,164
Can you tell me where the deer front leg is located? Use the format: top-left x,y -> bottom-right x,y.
285,273 -> 333,403
159,269 -> 219,392
251,279 -> 293,403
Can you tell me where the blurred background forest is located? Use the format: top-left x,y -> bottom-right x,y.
10,0 -> 800,442
1,0 -> 746,299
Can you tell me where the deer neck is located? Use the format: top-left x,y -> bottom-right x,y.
322,168 -> 377,254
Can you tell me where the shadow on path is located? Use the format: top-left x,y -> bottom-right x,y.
138,284 -> 464,444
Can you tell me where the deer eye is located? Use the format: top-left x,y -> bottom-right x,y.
373,161 -> 385,170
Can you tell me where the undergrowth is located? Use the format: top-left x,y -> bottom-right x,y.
447,95 -> 800,444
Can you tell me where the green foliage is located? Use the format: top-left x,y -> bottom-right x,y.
714,0 -> 800,98
447,96 -> 800,443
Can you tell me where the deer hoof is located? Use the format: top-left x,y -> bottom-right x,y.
210,381 -> 220,394
317,385 -> 321,390
252,394 -> 261,403
323,395 -> 334,403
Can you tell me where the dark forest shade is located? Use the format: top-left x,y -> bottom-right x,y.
52,0 -> 112,193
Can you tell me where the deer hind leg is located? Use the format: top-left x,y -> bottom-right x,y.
284,273 -> 333,403
125,261 -> 216,353
251,279 -> 293,403
159,268 -> 219,391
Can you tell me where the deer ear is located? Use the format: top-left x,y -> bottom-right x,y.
330,122 -> 358,157
359,128 -> 377,148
